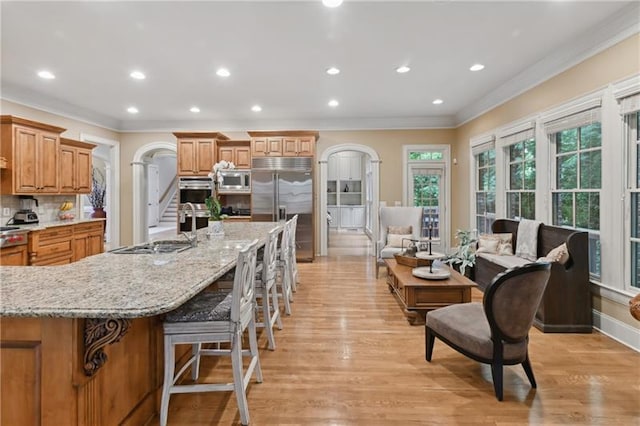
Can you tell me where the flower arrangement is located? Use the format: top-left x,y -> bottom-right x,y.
443,229 -> 478,276
89,168 -> 106,209
205,160 -> 236,221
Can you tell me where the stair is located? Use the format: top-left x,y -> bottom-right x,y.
158,192 -> 178,227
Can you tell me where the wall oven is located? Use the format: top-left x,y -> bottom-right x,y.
178,177 -> 213,231
218,170 -> 251,194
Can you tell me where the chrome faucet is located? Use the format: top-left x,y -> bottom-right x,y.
179,202 -> 198,247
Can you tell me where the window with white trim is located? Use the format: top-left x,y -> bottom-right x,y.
473,144 -> 496,234
547,108 -> 602,278
501,127 -> 536,220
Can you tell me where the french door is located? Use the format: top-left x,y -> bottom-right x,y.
407,165 -> 446,251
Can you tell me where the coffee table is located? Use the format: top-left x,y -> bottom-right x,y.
384,258 -> 476,325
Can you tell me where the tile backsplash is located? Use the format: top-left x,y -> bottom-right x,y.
0,194 -> 81,225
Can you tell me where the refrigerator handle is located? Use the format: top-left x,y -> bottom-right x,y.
273,173 -> 278,222
278,205 -> 287,222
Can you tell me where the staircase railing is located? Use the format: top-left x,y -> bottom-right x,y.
159,175 -> 178,220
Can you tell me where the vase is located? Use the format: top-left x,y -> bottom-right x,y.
91,207 -> 106,219
207,220 -> 224,237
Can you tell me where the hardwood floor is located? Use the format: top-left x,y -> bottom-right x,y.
160,256 -> 640,425
328,229 -> 374,257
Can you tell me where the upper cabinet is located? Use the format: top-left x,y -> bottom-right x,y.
338,153 -> 362,180
59,138 -> 96,194
248,131 -> 319,158
0,115 -> 65,195
217,140 -> 251,169
174,132 -> 229,176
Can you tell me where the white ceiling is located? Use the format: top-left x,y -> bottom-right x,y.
1,1 -> 638,132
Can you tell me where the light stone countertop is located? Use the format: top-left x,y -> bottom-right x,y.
0,222 -> 280,319
9,217 -> 106,231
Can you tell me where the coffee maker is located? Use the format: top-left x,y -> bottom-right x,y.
12,195 -> 39,224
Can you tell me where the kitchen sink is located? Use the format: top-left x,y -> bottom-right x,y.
110,240 -> 193,254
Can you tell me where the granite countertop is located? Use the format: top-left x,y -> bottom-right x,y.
10,217 -> 106,231
0,222 -> 279,319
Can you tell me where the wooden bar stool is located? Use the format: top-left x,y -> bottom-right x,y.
160,240 -> 261,426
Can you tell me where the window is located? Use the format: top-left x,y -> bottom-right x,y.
410,167 -> 442,239
629,111 -> 640,288
409,151 -> 443,161
550,118 -> 602,278
506,138 -> 536,220
475,148 -> 496,234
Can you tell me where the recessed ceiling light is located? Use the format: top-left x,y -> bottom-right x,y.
396,66 -> 411,74
127,106 -> 139,114
37,70 -> 55,79
322,0 -> 343,8
190,106 -> 200,113
326,67 -> 340,75
216,68 -> 231,77
328,99 -> 339,108
251,105 -> 262,112
470,64 -> 485,72
432,99 -> 444,105
130,70 -> 146,80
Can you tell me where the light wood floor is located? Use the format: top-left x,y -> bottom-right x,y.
328,229 -> 374,257
161,256 -> 640,425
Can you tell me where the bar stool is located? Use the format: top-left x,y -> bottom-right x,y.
277,221 -> 293,315
160,240 -> 261,426
254,225 -> 283,350
288,214 -> 299,292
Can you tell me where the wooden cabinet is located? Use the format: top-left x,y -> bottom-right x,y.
283,136 -> 315,157
0,116 -> 65,194
59,138 -> 95,194
174,132 -> 230,176
0,245 -> 28,266
217,140 -> 251,169
248,131 -> 318,158
28,222 -> 104,265
73,221 -> 104,262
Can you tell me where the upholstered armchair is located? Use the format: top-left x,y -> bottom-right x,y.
376,206 -> 424,277
425,262 -> 551,401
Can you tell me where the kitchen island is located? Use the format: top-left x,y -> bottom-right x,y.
0,222 -> 277,426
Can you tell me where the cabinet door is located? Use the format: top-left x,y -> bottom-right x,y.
195,139 -> 215,175
282,138 -> 298,157
73,234 -> 88,262
59,146 -> 76,193
327,206 -> 339,228
0,245 -> 27,266
251,138 -> 268,157
14,126 -> 39,193
349,156 -> 362,180
297,137 -> 314,156
352,207 -> 365,228
266,138 -> 283,156
340,207 -> 353,228
338,156 -> 352,181
75,148 -> 92,193
178,140 -> 197,175
235,147 -> 251,168
328,156 -> 338,180
218,146 -> 234,164
38,132 -> 59,192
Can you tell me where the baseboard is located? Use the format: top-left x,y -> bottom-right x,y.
592,309 -> 640,352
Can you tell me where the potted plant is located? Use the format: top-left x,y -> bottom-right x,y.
443,229 -> 477,278
89,168 -> 106,218
205,160 -> 234,236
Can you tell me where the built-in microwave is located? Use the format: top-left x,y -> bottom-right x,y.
218,170 -> 251,194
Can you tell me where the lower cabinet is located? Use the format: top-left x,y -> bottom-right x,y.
327,206 -> 338,228
0,245 -> 28,266
339,206 -> 365,229
29,222 -> 104,265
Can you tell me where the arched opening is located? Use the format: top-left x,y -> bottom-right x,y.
132,142 -> 177,244
318,144 -> 381,256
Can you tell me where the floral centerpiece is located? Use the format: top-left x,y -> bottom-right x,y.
205,160 -> 235,235
443,229 -> 477,277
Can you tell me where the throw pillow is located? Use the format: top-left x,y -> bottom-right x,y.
494,233 -> 514,256
388,225 -> 412,235
387,233 -> 413,248
546,243 -> 570,265
476,235 -> 500,254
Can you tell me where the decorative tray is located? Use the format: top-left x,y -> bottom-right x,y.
415,251 -> 445,260
412,266 -> 451,280
394,253 -> 431,268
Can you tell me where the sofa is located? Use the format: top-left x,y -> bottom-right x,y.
474,219 -> 591,333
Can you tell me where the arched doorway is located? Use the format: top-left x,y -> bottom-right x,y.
318,144 -> 381,256
132,142 -> 177,244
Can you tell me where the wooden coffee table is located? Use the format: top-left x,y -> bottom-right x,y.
385,259 -> 476,325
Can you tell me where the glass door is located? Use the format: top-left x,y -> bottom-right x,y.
408,165 -> 445,251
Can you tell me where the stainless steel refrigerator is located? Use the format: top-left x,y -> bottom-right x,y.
251,157 -> 314,261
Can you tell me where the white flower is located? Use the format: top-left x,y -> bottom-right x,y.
210,160 -> 236,184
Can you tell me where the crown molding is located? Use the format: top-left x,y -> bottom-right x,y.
455,2 -> 640,127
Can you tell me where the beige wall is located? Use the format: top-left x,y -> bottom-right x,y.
452,34 -> 640,329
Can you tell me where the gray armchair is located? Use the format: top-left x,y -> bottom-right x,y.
376,206 -> 423,277
425,262 -> 551,401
